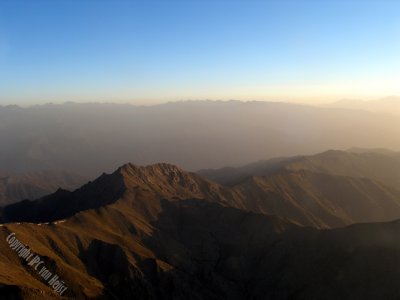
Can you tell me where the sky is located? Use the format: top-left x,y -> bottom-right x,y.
0,0 -> 399,105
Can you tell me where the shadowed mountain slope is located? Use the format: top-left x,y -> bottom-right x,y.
197,150 -> 400,227
0,163 -> 293,299
1,162 -> 400,299
0,164 -> 247,224
284,150 -> 400,189
2,158 -> 400,229
199,149 -> 400,188
233,169 -> 400,228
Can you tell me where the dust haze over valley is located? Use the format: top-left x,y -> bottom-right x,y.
1,100 -> 399,177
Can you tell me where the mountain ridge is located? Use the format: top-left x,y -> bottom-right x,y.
2,151 -> 400,230
1,154 -> 400,298
2,186 -> 400,299
200,149 -> 400,189
1,101 -> 400,176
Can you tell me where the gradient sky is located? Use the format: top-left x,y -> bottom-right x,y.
0,0 -> 399,105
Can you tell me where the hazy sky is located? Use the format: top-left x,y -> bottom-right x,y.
0,0 -> 399,105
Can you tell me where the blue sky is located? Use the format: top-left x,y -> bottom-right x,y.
0,0 -> 399,105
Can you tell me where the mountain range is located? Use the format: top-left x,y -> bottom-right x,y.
1,101 -> 400,177
327,96 -> 400,116
199,149 -> 400,228
1,149 -> 400,299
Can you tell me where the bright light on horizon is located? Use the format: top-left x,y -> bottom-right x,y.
0,1 -> 399,106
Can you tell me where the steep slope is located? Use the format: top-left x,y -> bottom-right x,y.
233,169 -> 400,228
0,163 -> 293,299
1,163 -> 400,299
2,160 -> 400,230
0,171 -> 87,206
284,150 -> 400,189
198,150 -> 400,228
198,156 -> 299,185
0,163 -> 243,224
199,149 -> 400,189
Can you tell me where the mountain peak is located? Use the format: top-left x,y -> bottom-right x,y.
116,162 -> 190,188
118,162 -> 184,176
0,162 -> 222,224
115,162 -> 221,201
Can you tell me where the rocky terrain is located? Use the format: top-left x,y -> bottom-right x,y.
0,154 -> 400,299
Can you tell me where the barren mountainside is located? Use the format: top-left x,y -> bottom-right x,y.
1,161 -> 400,299
2,156 -> 400,229
199,150 -> 400,189
233,169 -> 400,228
199,150 -> 400,227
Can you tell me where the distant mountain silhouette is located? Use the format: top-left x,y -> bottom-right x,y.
327,96 -> 400,115
1,101 -> 400,176
0,170 -> 87,206
1,160 -> 400,299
